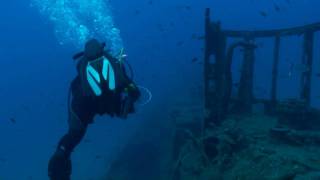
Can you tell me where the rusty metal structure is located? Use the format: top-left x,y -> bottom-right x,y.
204,8 -> 320,127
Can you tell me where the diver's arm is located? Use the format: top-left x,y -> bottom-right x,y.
104,51 -> 141,100
121,65 -> 140,101
106,51 -> 141,100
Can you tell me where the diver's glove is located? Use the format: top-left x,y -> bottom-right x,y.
126,83 -> 141,101
119,83 -> 141,119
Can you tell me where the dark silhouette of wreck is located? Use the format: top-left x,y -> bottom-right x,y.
204,8 -> 320,126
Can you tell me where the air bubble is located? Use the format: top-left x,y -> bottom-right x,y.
31,0 -> 123,54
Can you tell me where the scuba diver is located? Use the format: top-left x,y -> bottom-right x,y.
48,39 -> 141,180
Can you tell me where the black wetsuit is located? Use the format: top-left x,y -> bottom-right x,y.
48,40 -> 140,180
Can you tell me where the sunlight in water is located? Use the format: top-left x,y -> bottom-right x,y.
31,0 -> 123,54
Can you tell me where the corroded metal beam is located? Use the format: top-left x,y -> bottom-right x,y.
300,31 -> 314,104
271,36 -> 281,104
236,37 -> 256,114
223,22 -> 320,38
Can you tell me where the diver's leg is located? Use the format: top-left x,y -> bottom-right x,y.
48,112 -> 88,180
48,94 -> 94,180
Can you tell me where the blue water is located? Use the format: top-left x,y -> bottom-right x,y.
0,0 -> 320,179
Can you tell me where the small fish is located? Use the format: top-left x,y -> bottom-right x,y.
184,6 -> 191,11
259,11 -> 268,17
95,155 -> 102,159
134,10 -> 141,15
176,41 -> 184,47
191,57 -> 199,63
10,117 -> 16,124
157,24 -> 165,32
233,83 -> 240,87
274,4 -> 281,12
272,1 -> 281,12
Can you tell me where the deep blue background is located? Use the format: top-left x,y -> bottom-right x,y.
0,0 -> 320,179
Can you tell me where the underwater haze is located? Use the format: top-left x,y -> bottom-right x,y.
1,0 -> 320,180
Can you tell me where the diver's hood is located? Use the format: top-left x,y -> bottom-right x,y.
84,39 -> 105,60
73,39 -> 106,61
